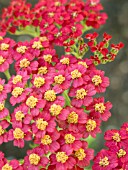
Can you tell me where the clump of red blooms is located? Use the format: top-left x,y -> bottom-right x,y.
93,123 -> 128,170
0,0 -> 124,169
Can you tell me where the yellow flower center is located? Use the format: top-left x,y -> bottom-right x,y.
26,96 -> 38,108
48,12 -> 55,17
117,149 -> 126,158
29,153 -> 40,165
44,90 -> 56,102
54,75 -> 65,84
43,54 -> 52,63
15,111 -> 25,121
76,88 -> 87,99
67,112 -> 78,124
0,84 -> 3,92
99,156 -> 109,167
32,41 -> 42,49
95,103 -> 106,113
0,56 -> 5,65
112,133 -> 121,142
56,152 -> 68,163
86,119 -> 96,132
16,46 -> 27,54
12,75 -> 22,84
49,104 -> 62,116
71,69 -> 82,79
39,36 -> 48,42
34,77 -> 45,88
36,118 -> 48,130
38,66 -> 48,75
0,103 -> 4,111
12,87 -> 24,98
2,164 -> 12,170
55,1 -> 61,6
78,61 -> 88,68
20,58 -> 30,68
13,128 -> 24,139
92,75 -> 102,86
75,148 -> 86,160
0,43 -> 9,51
64,134 -> 75,144
0,125 -> 4,136
41,135 -> 52,145
60,58 -> 70,65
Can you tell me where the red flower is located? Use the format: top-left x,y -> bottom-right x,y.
78,115 -> 101,138
66,63 -> 89,88
58,130 -> 82,152
35,130 -> 60,153
8,126 -> 32,148
89,70 -> 109,93
11,104 -> 32,128
93,149 -> 118,170
74,141 -> 94,168
32,111 -> 56,138
50,145 -> 76,170
23,147 -> 49,169
69,84 -> 96,107
87,97 -> 112,121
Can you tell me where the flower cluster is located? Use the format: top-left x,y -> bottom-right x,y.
0,0 -> 124,169
93,123 -> 128,170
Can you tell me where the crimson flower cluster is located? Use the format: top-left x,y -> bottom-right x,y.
93,123 -> 128,170
0,0 -> 124,169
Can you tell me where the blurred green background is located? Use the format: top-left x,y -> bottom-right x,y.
0,0 -> 128,164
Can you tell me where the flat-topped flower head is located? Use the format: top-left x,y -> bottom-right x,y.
69,84 -> 96,107
93,150 -> 118,170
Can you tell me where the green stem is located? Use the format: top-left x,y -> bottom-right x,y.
4,69 -> 11,80
63,90 -> 71,106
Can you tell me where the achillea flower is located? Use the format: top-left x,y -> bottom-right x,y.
78,115 -> 101,138
15,56 -> 38,74
89,70 -> 109,93
32,112 -> 56,138
23,147 -> 49,169
52,70 -> 71,92
13,41 -> 31,61
11,104 -> 32,128
69,84 -> 96,107
8,126 -> 32,148
25,92 -> 46,116
58,107 -> 87,133
58,130 -> 82,152
0,159 -> 23,170
104,129 -> 128,149
34,130 -> 60,153
8,71 -> 29,87
50,145 -> 76,170
31,74 -> 52,93
74,141 -> 94,168
10,86 -> 32,106
92,149 -> 118,170
66,64 -> 89,88
55,54 -> 77,70
87,97 -> 112,121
